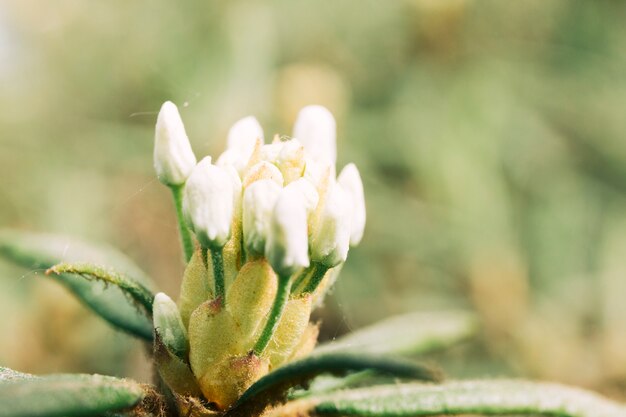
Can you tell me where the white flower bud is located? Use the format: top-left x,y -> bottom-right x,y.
310,182 -> 352,267
292,105 -> 337,171
243,161 -> 284,188
337,163 -> 366,245
283,178 -> 319,214
275,139 -> 306,184
154,101 -> 197,186
223,164 -> 243,219
242,179 -> 282,256
302,157 -> 327,188
266,190 -> 310,277
227,116 -> 264,164
216,149 -> 248,174
259,142 -> 283,164
183,157 -> 234,249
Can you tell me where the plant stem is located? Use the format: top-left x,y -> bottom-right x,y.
301,263 -> 330,295
290,266 -> 312,295
170,185 -> 194,263
253,273 -> 291,355
210,246 -> 225,305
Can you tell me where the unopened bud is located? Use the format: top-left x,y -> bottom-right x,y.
243,180 -> 282,256
243,161 -> 284,187
259,142 -> 283,163
338,163 -> 366,245
222,164 -> 243,215
153,292 -> 188,359
293,105 -> 337,171
227,116 -> 264,164
265,191 -> 310,277
310,182 -> 351,267
283,178 -> 319,214
275,139 -> 306,184
154,101 -> 197,186
183,157 -> 234,249
216,148 -> 248,174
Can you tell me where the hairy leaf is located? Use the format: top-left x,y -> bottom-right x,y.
267,380 -> 626,417
47,262 -> 155,315
0,372 -> 145,417
315,310 -> 477,357
233,353 -> 441,412
0,229 -> 155,340
0,366 -> 34,381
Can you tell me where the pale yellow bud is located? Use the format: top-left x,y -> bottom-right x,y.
197,354 -> 269,410
226,259 -> 278,346
178,248 -> 212,329
263,295 -> 313,369
188,300 -> 244,384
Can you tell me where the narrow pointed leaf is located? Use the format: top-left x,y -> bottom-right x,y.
315,310 -> 477,357
267,380 -> 626,417
234,353 -> 441,411
0,230 -> 155,340
0,373 -> 145,417
46,262 -> 155,315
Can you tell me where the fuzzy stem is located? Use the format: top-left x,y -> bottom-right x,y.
301,263 -> 330,295
170,185 -> 194,263
253,273 -> 291,355
210,246 -> 225,306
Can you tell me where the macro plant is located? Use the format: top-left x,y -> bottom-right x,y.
0,103 -> 625,417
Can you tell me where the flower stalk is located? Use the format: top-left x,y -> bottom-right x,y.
253,273 -> 292,355
300,262 -> 330,295
171,184 -> 194,263
209,246 -> 226,306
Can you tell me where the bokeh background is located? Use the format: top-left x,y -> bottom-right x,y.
1,0 -> 626,399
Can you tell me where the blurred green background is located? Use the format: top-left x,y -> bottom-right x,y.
1,0 -> 626,398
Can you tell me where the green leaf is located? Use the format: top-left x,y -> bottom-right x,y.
47,262 -> 155,315
268,380 -> 626,417
0,229 -> 155,340
234,353 -> 441,411
314,310 -> 477,357
0,372 -> 145,417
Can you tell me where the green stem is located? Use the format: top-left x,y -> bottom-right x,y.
253,273 -> 291,355
291,266 -> 312,295
210,247 -> 225,305
170,185 -> 194,263
301,263 -> 330,295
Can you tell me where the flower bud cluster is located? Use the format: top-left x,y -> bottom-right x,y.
153,101 -> 366,410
